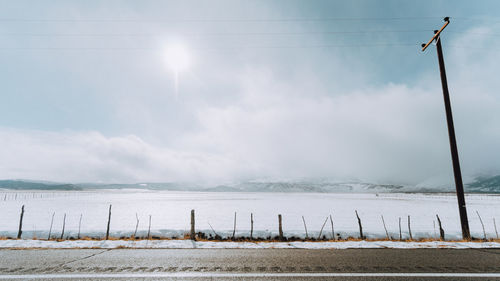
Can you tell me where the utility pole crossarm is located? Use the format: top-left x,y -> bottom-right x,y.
421,17 -> 450,51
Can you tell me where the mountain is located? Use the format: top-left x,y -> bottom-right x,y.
207,181 -> 405,193
466,175 -> 500,193
1,175 -> 499,193
0,180 -> 82,190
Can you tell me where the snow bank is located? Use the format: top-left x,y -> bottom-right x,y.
1,239 -> 499,249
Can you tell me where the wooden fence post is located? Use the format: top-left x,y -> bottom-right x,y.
302,216 -> 308,239
208,221 -> 218,238
494,218 -> 499,239
133,213 -> 139,238
399,217 -> 402,241
433,220 -> 437,239
476,211 -> 486,240
318,216 -> 328,240
407,215 -> 413,240
105,204 -> 112,240
17,205 -> 25,239
48,212 -> 55,240
330,215 -> 335,240
355,210 -> 364,239
278,214 -> 283,241
60,213 -> 66,240
190,210 -> 196,240
77,214 -> 82,239
147,215 -> 152,240
232,212 -> 237,240
436,214 -> 445,240
381,215 -> 389,240
250,213 -> 254,240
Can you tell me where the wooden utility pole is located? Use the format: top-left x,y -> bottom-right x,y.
421,17 -> 471,240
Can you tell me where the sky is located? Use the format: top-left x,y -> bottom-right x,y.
0,0 -> 499,185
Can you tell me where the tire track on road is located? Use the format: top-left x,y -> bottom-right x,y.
59,249 -> 112,267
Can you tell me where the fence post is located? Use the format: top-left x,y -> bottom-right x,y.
381,215 -> 389,240
208,221 -> 218,238
407,215 -> 413,240
433,220 -> 437,239
494,218 -> 499,239
278,214 -> 283,241
250,213 -> 254,240
190,210 -> 196,240
147,215 -> 152,240
318,216 -> 328,240
133,213 -> 139,238
436,214 -> 445,240
17,205 -> 25,239
48,212 -> 55,240
78,214 -> 82,239
355,210 -> 364,239
476,211 -> 486,240
302,216 -> 308,239
105,205 -> 112,240
232,212 -> 237,240
60,213 -> 66,240
330,215 -> 335,240
399,217 -> 402,240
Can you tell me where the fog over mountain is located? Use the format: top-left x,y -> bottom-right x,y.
2,175 -> 500,193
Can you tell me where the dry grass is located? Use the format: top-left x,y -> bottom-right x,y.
1,235 -> 499,243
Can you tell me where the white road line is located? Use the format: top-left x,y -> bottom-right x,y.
0,273 -> 500,279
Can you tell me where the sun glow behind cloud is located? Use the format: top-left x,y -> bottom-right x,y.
164,43 -> 192,98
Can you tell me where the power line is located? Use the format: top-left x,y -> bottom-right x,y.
451,17 -> 500,23
2,16 -> 498,24
2,44 -> 497,52
0,16 -> 443,23
0,43 -> 420,51
446,44 -> 500,51
2,30 -> 499,41
447,31 -> 500,37
0,30 -> 433,37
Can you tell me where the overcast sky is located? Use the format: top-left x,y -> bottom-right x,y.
0,0 -> 499,185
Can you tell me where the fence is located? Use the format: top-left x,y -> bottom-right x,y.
7,205 -> 500,242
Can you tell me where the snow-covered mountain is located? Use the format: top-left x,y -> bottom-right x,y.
1,175 -> 499,193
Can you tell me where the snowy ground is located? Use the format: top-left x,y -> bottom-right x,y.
1,239 -> 500,249
0,190 -> 499,240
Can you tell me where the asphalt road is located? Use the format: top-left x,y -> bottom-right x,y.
1,249 -> 500,280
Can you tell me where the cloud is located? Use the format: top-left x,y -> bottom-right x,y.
0,129 -> 241,183
1,49 -> 498,185
1,3 -> 499,185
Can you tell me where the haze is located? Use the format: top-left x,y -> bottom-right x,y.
0,0 -> 499,187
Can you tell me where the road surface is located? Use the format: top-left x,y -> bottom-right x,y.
1,248 -> 500,280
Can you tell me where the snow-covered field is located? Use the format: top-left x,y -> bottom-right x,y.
0,190 -> 499,240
